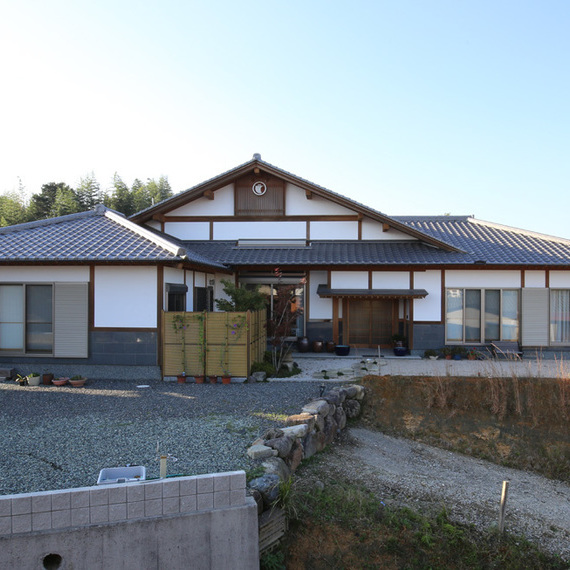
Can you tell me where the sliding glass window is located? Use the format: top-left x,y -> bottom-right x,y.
0,284 -> 53,354
446,288 -> 519,344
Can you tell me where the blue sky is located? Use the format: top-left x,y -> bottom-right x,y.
1,1 -> 569,237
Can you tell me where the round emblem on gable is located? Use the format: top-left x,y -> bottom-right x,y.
252,181 -> 267,196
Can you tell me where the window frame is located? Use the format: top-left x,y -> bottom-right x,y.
445,288 -> 520,345
549,289 -> 570,345
0,283 -> 54,356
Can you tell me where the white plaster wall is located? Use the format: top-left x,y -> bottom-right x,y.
144,221 -> 161,231
550,271 -> 570,287
371,271 -> 409,288
331,271 -> 368,288
524,271 -> 546,288
194,273 -> 206,287
164,221 -> 209,240
168,184 -> 234,216
309,271 -> 332,319
213,273 -> 234,311
445,270 -> 521,288
213,221 -> 306,240
94,267 -> 157,328
413,270 -> 442,321
361,219 -> 417,241
310,221 -> 358,240
0,266 -> 89,282
285,184 -> 354,215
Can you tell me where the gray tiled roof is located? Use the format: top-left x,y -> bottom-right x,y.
393,216 -> 570,265
0,206 -> 223,268
183,216 -> 570,267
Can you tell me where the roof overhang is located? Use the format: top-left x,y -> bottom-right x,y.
316,284 -> 428,299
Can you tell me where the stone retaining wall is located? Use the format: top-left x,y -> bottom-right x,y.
246,383 -> 366,517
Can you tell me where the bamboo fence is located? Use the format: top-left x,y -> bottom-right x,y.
162,310 -> 266,378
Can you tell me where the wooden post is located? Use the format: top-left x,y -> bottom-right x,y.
498,480 -> 509,532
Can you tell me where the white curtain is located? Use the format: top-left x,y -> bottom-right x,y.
551,290 -> 570,343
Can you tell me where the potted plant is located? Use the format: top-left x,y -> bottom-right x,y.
467,349 -> 478,360
423,349 -> 438,360
452,346 -> 466,360
441,347 -> 453,360
69,375 -> 87,387
391,334 -> 407,356
15,374 -> 27,386
53,377 -> 69,386
27,372 -> 41,386
42,371 -> 54,385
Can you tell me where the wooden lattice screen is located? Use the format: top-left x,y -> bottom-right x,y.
162,310 -> 266,378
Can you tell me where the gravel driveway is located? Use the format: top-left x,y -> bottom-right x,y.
0,378 -> 334,495
321,427 -> 570,562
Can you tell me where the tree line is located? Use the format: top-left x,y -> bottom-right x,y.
0,173 -> 173,227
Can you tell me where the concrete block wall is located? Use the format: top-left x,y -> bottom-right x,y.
0,472 -> 259,570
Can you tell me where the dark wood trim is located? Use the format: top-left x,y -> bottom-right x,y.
157,265 -> 164,369
165,214 -> 360,223
306,220 -> 310,241
209,221 -> 214,240
358,217 -> 362,240
521,270 -> 525,288
441,269 -> 446,323
546,270 -> 550,288
368,271 -> 373,289
332,297 -> 339,344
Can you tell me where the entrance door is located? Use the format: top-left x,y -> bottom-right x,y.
347,299 -> 394,347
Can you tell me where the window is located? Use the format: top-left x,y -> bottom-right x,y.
166,283 -> 188,312
550,290 -> 570,344
445,288 -> 519,344
195,286 -> 213,312
0,284 -> 53,354
0,283 -> 87,357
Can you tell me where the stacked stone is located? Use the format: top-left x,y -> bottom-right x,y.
246,384 -> 365,511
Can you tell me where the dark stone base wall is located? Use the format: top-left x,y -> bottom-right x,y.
0,331 -> 160,380
412,323 -> 445,351
90,331 -> 158,366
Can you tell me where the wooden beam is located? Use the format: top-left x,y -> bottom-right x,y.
305,189 -> 313,200
203,189 -> 214,200
382,223 -> 390,232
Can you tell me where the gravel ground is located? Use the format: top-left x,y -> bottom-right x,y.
0,377 -> 339,495
313,428 -> 570,563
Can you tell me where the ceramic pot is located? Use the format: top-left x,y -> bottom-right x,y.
335,345 -> 350,356
42,373 -> 53,385
297,337 -> 310,353
177,374 -> 186,384
326,341 -> 336,353
209,375 -> 218,384
27,375 -> 41,386
221,375 -> 231,384
195,375 -> 205,384
69,377 -> 86,387
312,340 -> 323,353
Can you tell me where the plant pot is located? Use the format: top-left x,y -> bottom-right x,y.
177,374 -> 186,384
221,375 -> 231,384
335,345 -> 350,356
27,375 -> 41,386
297,337 -> 310,353
195,375 -> 205,384
209,375 -> 218,384
312,340 -> 323,353
69,377 -> 86,387
393,346 -> 407,357
326,341 -> 336,353
53,377 -> 69,386
42,373 -> 53,385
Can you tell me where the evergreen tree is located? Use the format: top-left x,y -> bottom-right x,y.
76,172 -> 102,211
0,192 -> 27,227
105,173 -> 134,216
50,186 -> 81,217
28,182 -> 77,220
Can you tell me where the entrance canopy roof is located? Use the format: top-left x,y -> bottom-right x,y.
316,284 -> 428,299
